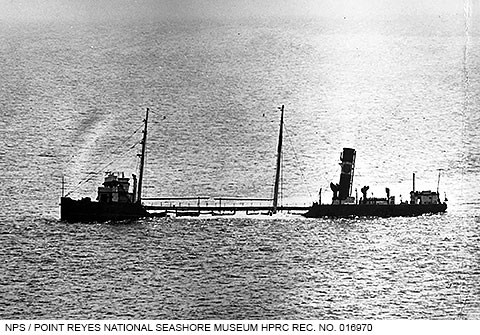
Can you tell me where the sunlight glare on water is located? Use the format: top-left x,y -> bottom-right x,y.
0,0 -> 479,319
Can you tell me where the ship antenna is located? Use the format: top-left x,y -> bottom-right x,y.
437,170 -> 441,194
61,175 -> 65,198
136,108 -> 149,204
272,105 -> 284,214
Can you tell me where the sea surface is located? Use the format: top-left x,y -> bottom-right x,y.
0,1 -> 479,319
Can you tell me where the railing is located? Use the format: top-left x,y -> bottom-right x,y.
142,196 -> 273,209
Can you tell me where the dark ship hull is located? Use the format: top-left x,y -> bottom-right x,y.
61,197 -> 149,223
303,202 -> 447,218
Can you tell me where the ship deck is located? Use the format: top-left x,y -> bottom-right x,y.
144,205 -> 311,216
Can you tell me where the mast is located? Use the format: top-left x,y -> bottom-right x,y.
272,105 -> 284,213
437,170 -> 441,194
412,172 -> 416,193
136,108 -> 149,204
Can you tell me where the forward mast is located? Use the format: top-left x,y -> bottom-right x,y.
136,108 -> 149,204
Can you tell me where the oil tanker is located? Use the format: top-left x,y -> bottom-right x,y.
60,107 -> 446,222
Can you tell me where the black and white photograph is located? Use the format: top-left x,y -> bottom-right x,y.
0,0 -> 479,325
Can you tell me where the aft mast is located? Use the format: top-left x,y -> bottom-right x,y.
136,108 -> 149,204
272,105 -> 284,213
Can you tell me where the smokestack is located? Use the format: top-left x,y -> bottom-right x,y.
338,148 -> 356,200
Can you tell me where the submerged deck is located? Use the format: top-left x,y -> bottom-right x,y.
142,195 -> 310,216
144,202 -> 309,216
145,205 -> 310,212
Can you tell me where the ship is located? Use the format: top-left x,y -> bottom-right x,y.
60,106 -> 447,221
303,148 -> 447,218
60,109 -> 151,222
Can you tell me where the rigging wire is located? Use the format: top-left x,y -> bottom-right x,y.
61,123 -> 144,190
65,141 -> 140,197
85,124 -> 144,173
461,0 -> 471,196
283,122 -> 314,202
62,123 -> 144,170
281,143 -> 284,207
63,121 -> 145,196
265,107 -> 315,204
64,140 -> 141,197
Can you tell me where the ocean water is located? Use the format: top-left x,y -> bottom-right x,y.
1,1 -> 479,319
